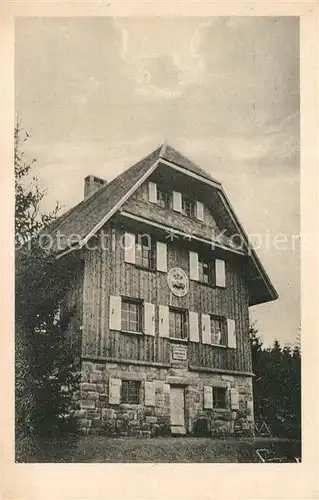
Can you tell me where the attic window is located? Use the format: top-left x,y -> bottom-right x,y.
182,196 -> 196,218
157,188 -> 170,209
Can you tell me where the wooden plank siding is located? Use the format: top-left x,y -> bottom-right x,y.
81,225 -> 252,373
62,258 -> 84,363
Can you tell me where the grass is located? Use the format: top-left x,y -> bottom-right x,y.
16,436 -> 301,463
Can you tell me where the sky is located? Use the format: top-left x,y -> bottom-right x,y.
15,16 -> 300,347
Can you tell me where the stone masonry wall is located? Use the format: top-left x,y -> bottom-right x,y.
72,360 -> 254,437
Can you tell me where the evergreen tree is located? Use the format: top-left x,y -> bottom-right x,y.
250,325 -> 301,438
15,120 -> 79,442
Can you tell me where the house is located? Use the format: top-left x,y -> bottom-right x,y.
44,143 -> 278,437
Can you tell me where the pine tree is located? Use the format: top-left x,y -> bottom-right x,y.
15,120 -> 79,445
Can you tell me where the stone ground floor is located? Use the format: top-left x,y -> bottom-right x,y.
73,359 -> 254,437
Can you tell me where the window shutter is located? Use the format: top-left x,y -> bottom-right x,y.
201,314 -> 211,344
189,251 -> 199,281
230,387 -> 239,410
144,302 -> 155,336
215,259 -> 226,287
148,182 -> 157,203
227,318 -> 236,349
109,378 -> 121,404
189,311 -> 199,342
124,232 -> 135,264
159,305 -> 169,338
196,201 -> 204,221
109,296 -> 122,331
203,386 -> 213,409
144,381 -> 155,406
156,241 -> 167,272
172,191 -> 182,212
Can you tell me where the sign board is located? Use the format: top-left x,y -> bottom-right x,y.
172,345 -> 187,360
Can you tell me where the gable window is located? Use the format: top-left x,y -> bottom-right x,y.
182,196 -> 196,218
199,257 -> 215,285
121,380 -> 141,404
210,315 -> 227,346
157,188 -> 170,209
169,308 -> 187,340
213,387 -> 228,409
135,234 -> 155,269
121,299 -> 142,333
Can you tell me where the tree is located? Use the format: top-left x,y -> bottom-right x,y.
14,117 -> 60,243
249,324 -> 301,439
15,120 -> 79,445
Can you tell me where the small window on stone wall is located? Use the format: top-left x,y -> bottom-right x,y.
213,387 -> 228,409
121,380 -> 141,404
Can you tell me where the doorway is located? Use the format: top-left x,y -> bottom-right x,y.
170,386 -> 186,435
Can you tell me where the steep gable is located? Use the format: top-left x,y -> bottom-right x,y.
40,142 -> 278,305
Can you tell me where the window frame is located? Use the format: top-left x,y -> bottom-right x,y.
209,314 -> 227,346
121,380 -> 141,405
213,386 -> 228,410
135,234 -> 156,270
121,298 -> 143,333
198,257 -> 215,286
169,307 -> 188,341
181,195 -> 196,218
156,187 -> 170,209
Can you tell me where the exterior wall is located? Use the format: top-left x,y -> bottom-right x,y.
81,225 -> 252,374
73,360 -> 254,437
61,257 -> 84,363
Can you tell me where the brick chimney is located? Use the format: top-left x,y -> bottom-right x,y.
84,175 -> 107,199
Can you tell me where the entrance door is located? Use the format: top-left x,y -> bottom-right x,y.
170,386 -> 186,435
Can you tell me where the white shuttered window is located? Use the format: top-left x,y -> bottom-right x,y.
201,314 -> 211,344
188,311 -> 199,342
156,242 -> 167,272
124,232 -> 135,264
159,305 -> 169,338
109,296 -> 122,331
203,386 -> 213,409
144,381 -> 155,406
109,378 -> 121,404
227,319 -> 237,349
172,191 -> 182,212
148,182 -> 157,203
230,387 -> 239,410
144,302 -> 155,336
196,201 -> 204,221
189,251 -> 199,281
215,259 -> 226,287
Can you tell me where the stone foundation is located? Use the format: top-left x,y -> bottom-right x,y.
72,360 -> 254,437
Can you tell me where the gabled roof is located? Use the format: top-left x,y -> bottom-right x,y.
45,146 -> 162,253
45,143 -> 219,253
42,142 -> 278,305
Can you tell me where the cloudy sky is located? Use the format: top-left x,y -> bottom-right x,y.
15,17 -> 300,347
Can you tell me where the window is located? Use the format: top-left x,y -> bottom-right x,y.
121,299 -> 142,332
182,196 -> 196,218
135,234 -> 155,269
199,257 -> 215,285
210,315 -> 227,345
121,380 -> 141,404
157,188 -> 170,209
169,308 -> 187,339
213,387 -> 227,409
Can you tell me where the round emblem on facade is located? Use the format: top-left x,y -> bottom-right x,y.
167,267 -> 189,297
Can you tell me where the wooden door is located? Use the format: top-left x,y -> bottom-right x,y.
170,386 -> 186,434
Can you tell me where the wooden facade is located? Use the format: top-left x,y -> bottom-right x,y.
80,222 -> 251,374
